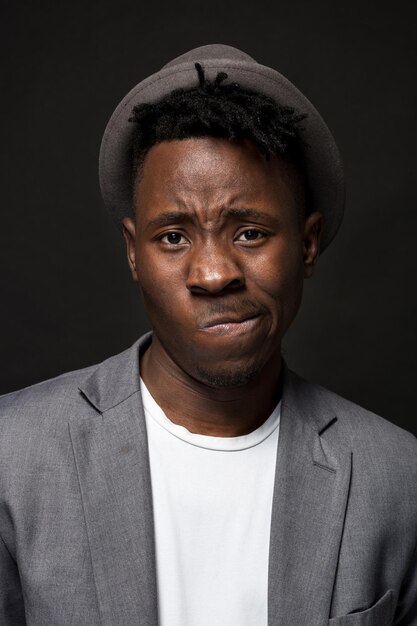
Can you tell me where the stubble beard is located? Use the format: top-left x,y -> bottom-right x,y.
195,360 -> 264,389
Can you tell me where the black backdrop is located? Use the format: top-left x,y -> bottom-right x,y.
1,0 -> 416,435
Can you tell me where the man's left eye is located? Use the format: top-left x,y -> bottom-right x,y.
236,229 -> 265,241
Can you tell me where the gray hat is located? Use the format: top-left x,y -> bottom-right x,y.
99,44 -> 344,252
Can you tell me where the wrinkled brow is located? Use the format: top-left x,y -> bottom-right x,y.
146,208 -> 278,229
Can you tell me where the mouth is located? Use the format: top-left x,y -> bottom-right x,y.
200,314 -> 261,336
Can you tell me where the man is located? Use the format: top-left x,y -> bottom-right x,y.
0,44 -> 416,626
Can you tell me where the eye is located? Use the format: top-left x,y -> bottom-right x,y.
236,229 -> 266,242
160,232 -> 188,245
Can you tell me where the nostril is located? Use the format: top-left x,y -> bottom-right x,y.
228,278 -> 245,290
187,275 -> 245,295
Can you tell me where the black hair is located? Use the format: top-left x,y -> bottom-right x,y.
129,62 -> 307,203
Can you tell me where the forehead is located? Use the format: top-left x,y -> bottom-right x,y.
134,137 -> 302,217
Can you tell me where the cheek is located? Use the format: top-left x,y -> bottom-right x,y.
250,240 -> 304,305
138,275 -> 177,319
135,245 -> 188,319
136,243 -> 166,287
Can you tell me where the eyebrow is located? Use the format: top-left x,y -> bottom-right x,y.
146,211 -> 192,229
146,208 -> 278,229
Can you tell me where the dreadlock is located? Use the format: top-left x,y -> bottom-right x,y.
129,62 -> 307,196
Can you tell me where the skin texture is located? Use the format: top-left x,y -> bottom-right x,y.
122,137 -> 322,436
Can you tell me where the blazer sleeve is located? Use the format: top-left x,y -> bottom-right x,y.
0,532 -> 26,625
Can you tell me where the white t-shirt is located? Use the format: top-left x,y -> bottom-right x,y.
140,379 -> 280,626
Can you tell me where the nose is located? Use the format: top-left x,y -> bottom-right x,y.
186,241 -> 245,295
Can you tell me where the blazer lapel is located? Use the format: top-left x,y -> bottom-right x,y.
268,367 -> 352,626
69,333 -> 158,626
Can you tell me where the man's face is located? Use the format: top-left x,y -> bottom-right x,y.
122,137 -> 321,388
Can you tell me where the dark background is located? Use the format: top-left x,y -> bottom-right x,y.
1,0 -> 416,434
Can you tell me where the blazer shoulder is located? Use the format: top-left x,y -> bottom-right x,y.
0,336 -> 146,459
0,362 -> 98,431
288,370 -> 417,469
0,365 -> 100,499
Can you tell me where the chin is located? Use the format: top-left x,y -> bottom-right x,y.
195,361 -> 264,389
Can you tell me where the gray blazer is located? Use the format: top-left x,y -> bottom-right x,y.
0,333 -> 416,626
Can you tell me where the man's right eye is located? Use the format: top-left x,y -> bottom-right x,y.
160,232 -> 187,245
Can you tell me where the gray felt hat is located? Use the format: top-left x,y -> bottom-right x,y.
99,44 -> 345,252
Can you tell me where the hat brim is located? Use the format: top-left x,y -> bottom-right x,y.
99,58 -> 345,253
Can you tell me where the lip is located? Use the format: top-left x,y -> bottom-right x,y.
200,315 -> 261,336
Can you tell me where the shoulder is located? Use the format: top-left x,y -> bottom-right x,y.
289,372 -> 417,490
289,372 -> 417,450
0,363 -> 97,423
0,365 -> 101,508
0,363 -> 100,462
0,335 -> 145,455
290,372 -> 417,498
286,370 -> 417,549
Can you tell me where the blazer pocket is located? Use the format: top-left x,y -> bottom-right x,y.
328,589 -> 395,626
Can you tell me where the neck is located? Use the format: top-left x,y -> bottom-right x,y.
139,337 -> 282,437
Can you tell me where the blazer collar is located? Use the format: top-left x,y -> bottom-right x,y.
72,334 -> 351,626
78,331 -> 152,412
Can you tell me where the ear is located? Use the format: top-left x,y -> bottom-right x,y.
302,211 -> 322,278
121,217 -> 138,282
